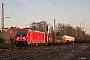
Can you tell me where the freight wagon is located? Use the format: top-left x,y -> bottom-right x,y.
62,35 -> 75,44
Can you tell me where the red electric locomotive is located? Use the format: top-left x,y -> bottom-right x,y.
15,28 -> 52,48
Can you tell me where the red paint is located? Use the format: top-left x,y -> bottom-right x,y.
15,28 -> 46,44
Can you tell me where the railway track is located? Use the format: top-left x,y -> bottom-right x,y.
0,43 -> 90,60
0,45 -> 57,59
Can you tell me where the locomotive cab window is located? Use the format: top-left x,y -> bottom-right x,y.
16,31 -> 27,36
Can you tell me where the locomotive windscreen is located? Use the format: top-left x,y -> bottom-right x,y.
16,31 -> 27,36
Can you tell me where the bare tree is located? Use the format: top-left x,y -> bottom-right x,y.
30,21 -> 48,32
30,21 -> 90,40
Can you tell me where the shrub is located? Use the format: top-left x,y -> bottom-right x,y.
0,37 -> 5,43
10,37 -> 14,44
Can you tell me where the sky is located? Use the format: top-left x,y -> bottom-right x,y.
0,0 -> 90,33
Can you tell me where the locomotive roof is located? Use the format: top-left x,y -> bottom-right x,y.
32,30 -> 45,33
22,28 -> 32,29
17,28 -> 45,33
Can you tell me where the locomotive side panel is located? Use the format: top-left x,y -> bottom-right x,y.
31,31 -> 45,43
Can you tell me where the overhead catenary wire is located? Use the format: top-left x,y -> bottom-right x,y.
61,0 -> 90,27
62,9 -> 90,21
50,0 -> 70,18
4,3 -> 44,21
26,0 -> 56,18
2,3 -> 44,23
77,10 -> 90,17
28,0 -> 63,19
50,0 -> 78,25
0,10 -> 32,25
61,0 -> 83,25
0,2 -> 54,28
62,0 -> 76,18
9,0 -> 52,21
0,15 -> 25,28
1,1 -> 90,28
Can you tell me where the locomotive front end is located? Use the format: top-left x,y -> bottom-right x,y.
15,30 -> 28,47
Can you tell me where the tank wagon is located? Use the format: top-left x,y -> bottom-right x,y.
62,35 -> 75,44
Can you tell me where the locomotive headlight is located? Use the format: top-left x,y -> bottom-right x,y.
23,37 -> 26,40
16,37 -> 19,40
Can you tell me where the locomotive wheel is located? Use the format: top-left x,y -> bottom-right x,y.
35,43 -> 39,47
19,45 -> 23,49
